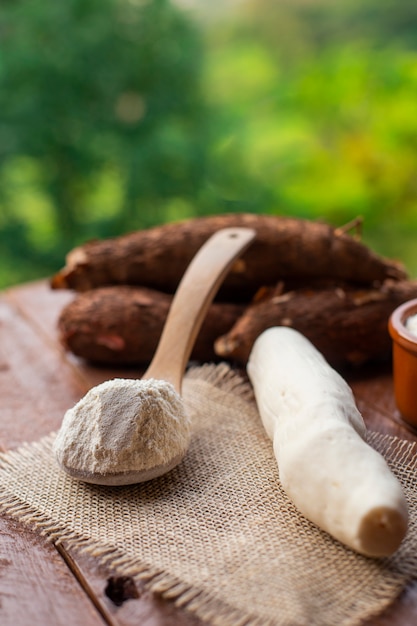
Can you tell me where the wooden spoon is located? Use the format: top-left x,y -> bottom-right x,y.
54,227 -> 256,485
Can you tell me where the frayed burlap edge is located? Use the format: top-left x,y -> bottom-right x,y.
0,364 -> 273,626
0,363 -> 416,626
0,461 -> 269,626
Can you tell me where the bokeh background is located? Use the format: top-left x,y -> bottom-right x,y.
1,0 -> 416,288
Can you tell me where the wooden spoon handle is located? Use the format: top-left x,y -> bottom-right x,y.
143,227 -> 256,391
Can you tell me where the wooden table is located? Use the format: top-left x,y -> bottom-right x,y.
1,280 -> 417,626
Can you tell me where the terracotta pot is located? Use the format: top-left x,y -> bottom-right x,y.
389,298 -> 417,427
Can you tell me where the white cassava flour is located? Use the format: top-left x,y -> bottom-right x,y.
53,378 -> 190,479
406,313 -> 417,337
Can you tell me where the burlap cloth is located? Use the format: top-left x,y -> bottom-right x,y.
1,364 -> 417,626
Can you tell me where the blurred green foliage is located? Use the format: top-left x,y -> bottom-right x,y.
0,0 -> 417,287
0,0 -> 212,285
201,0 -> 417,271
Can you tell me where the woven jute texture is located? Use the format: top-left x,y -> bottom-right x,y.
1,363 -> 417,626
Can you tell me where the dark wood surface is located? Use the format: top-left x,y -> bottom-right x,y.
1,279 -> 417,626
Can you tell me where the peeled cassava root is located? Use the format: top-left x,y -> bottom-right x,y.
215,279 -> 417,367
58,285 -> 244,365
247,327 -> 409,557
50,213 -> 406,299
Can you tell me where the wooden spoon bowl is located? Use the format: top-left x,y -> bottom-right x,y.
54,227 -> 256,485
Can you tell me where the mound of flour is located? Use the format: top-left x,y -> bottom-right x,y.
53,378 -> 190,478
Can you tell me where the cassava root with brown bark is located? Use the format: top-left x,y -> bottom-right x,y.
58,285 -> 244,365
214,279 -> 417,367
56,279 -> 417,368
52,213 -> 411,368
51,213 -> 407,299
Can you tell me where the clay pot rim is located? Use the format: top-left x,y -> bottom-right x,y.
389,298 -> 417,349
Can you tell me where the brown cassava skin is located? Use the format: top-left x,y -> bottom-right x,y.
58,285 -> 244,365
50,214 -> 407,299
58,279 -> 417,369
215,279 -> 417,367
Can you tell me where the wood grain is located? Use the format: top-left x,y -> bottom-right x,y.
6,280 -> 141,388
0,282 -> 202,626
0,514 -> 105,626
2,280 -> 417,625
0,297 -> 85,450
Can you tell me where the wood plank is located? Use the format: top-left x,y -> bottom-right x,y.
0,290 -> 110,626
60,550 -> 201,626
0,284 -> 201,626
0,514 -> 107,626
3,280 -> 417,626
7,280 -> 142,389
348,397 -> 417,626
349,365 -> 417,441
0,297 -> 87,450
5,280 -> 74,345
